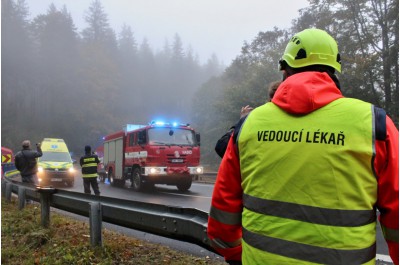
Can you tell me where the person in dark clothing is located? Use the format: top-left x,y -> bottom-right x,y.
215,81 -> 281,158
15,140 -> 43,184
80,145 -> 100,195
267,80 -> 281,102
215,106 -> 252,158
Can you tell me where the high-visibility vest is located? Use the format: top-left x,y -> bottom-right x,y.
81,155 -> 99,178
238,98 -> 377,265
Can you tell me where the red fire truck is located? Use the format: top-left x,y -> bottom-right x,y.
103,121 -> 203,191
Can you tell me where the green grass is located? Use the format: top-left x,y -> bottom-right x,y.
1,197 -> 226,265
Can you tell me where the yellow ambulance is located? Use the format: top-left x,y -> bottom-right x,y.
37,138 -> 75,187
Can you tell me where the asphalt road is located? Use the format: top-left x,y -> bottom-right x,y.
56,174 -> 393,264
58,176 -> 223,261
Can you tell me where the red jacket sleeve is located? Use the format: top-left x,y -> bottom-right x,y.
208,135 -> 243,262
375,116 -> 399,265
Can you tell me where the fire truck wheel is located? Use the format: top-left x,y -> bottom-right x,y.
177,179 -> 192,192
132,168 -> 143,191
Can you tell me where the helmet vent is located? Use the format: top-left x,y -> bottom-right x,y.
336,53 -> 341,64
295,48 -> 307,60
291,37 -> 301,45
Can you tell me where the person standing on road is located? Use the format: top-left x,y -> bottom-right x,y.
208,28 -> 399,265
15,140 -> 43,184
80,145 -> 100,196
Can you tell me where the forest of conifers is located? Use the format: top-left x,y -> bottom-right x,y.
2,0 -> 398,170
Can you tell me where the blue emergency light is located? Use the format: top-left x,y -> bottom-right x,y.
149,120 -> 190,127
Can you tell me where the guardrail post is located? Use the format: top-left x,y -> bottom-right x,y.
5,182 -> 12,202
37,187 -> 56,228
89,202 -> 102,247
18,187 -> 26,210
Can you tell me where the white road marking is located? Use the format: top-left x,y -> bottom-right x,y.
376,254 -> 393,262
193,182 -> 214,187
159,191 -> 211,199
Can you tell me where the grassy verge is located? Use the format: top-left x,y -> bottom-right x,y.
1,197 -> 226,265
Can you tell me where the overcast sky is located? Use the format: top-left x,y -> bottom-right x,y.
25,0 -> 310,64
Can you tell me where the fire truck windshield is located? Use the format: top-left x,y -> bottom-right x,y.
148,128 -> 196,146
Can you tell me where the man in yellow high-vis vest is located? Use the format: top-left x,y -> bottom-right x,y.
80,145 -> 100,195
208,28 -> 399,265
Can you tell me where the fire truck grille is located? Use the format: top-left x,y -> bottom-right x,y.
166,154 -> 187,164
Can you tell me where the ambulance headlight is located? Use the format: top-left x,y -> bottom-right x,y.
38,166 -> 44,173
68,167 -> 75,173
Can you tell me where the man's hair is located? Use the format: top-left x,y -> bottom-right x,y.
85,145 -> 91,154
22,140 -> 31,148
268,81 -> 282,101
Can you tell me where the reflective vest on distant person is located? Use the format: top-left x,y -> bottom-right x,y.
238,98 -> 378,265
81,156 -> 99,178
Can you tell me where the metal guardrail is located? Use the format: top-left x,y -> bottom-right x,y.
195,171 -> 217,183
1,169 -> 216,254
2,170 -> 395,264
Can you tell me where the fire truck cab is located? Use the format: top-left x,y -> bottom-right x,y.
103,122 -> 203,191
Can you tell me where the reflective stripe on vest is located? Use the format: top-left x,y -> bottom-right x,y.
210,237 -> 242,249
238,98 -> 377,264
81,156 -> 98,178
242,227 -> 376,265
82,163 -> 98,168
209,205 -> 242,226
243,193 -> 376,227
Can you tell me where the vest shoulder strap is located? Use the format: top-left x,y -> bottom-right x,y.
374,106 -> 386,141
233,115 -> 247,145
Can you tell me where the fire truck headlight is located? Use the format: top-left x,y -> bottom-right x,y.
148,167 -> 164,174
68,167 -> 75,173
196,167 -> 203,174
38,166 -> 44,173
